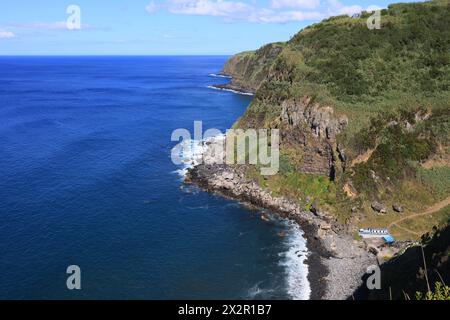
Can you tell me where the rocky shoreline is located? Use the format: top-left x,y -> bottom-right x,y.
196,72 -> 377,299
209,83 -> 255,96
185,162 -> 377,300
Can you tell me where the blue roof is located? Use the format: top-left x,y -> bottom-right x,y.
383,235 -> 395,243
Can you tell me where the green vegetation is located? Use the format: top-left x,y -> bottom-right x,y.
226,0 -> 450,240
403,205 -> 450,233
350,107 -> 449,196
222,1 -> 450,299
289,1 -> 450,100
236,0 -> 450,131
246,165 -> 335,209
223,43 -> 285,93
416,282 -> 450,300
417,166 -> 450,199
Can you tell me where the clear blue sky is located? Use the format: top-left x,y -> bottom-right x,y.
0,0 -> 419,55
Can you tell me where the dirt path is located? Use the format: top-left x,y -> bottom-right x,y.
388,197 -> 450,235
392,223 -> 421,236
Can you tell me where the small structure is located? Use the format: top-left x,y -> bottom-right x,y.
383,235 -> 395,244
358,228 -> 389,238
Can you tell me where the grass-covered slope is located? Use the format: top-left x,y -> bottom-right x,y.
230,0 -> 449,128
221,42 -> 285,93
221,0 -> 450,237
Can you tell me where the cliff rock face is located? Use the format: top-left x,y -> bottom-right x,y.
280,97 -> 348,140
217,0 -> 449,215
221,43 -> 284,93
279,97 -> 348,177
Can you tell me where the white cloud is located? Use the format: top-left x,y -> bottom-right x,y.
335,5 -> 363,15
6,22 -> 97,31
250,9 -> 323,23
272,0 -> 320,10
146,1 -> 159,13
0,29 -> 15,39
325,0 -> 341,11
326,0 -> 382,16
17,22 -> 68,30
166,0 -> 322,22
144,0 -> 382,24
168,0 -> 252,17
366,5 -> 383,12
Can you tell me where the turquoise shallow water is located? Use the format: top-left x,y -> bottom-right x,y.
0,56 -> 309,299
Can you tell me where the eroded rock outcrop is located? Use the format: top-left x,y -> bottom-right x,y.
279,97 -> 349,177
280,97 -> 348,140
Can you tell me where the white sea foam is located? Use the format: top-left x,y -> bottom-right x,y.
172,116 -> 310,300
209,73 -> 232,79
174,135 -> 226,178
207,85 -> 254,96
279,222 -> 311,300
173,138 -> 204,178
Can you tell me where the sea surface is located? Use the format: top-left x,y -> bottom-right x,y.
0,56 -> 310,299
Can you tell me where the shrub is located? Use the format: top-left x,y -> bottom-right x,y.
416,282 -> 450,300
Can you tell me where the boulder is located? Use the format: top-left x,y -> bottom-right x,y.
317,228 -> 327,239
320,223 -> 332,231
310,199 -> 323,217
222,171 -> 234,181
392,204 -> 404,213
368,246 -> 379,256
371,201 -> 387,214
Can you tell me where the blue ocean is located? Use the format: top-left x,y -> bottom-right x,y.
0,56 -> 309,300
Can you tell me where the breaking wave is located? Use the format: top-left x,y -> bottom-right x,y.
279,222 -> 311,300
207,85 -> 254,96
173,135 -> 226,178
209,73 -> 232,79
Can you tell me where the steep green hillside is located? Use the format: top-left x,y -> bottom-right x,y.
221,0 -> 450,235
221,42 -> 285,93
230,0 -> 450,128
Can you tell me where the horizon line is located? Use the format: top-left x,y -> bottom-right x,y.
0,54 -> 234,57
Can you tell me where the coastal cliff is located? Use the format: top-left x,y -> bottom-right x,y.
216,0 -> 449,230
189,0 -> 450,300
215,43 -> 284,94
